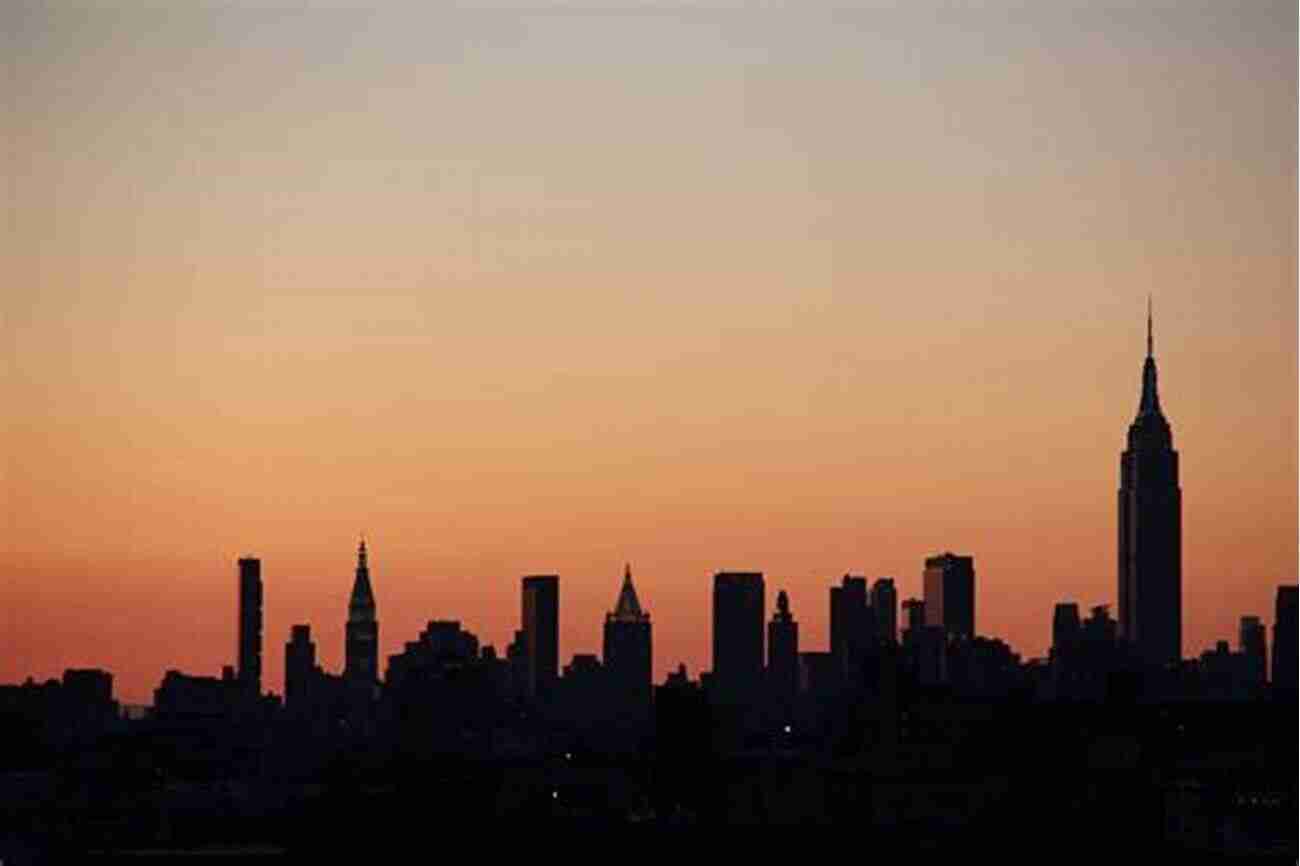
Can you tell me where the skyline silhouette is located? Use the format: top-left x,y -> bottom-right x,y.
6,305 -> 1295,711
5,0 -> 1295,707
2,1 -> 1295,848
6,303 -> 1298,704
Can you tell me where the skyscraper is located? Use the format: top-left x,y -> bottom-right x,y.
237,557 -> 262,695
767,589 -> 799,703
522,575 -> 559,700
1272,585 -> 1297,694
1238,615 -> 1267,688
830,574 -> 869,683
285,624 -> 316,711
871,578 -> 898,645
603,564 -> 652,712
1052,603 -> 1081,659
923,553 -> 975,639
712,571 -> 764,701
345,538 -> 379,684
901,598 -> 926,635
1117,301 -> 1182,667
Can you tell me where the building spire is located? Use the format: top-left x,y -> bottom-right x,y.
1136,297 -> 1164,419
611,562 -> 646,621
1147,294 -> 1153,358
349,536 -> 375,623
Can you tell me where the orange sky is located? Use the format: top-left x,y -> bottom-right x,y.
3,2 -> 1296,703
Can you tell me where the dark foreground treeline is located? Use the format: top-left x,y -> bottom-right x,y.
0,680 -> 1294,860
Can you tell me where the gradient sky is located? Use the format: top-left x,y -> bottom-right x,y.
4,1 -> 1296,703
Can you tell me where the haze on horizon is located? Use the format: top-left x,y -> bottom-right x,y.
4,1 -> 1296,703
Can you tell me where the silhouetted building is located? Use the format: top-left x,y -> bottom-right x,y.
522,575 -> 559,700
830,574 -> 870,684
767,590 -> 799,703
345,538 -> 379,684
61,669 -> 116,726
871,578 -> 898,645
506,629 -> 528,699
712,572 -> 764,702
61,669 -> 112,708
655,664 -> 709,796
385,620 -> 481,688
1238,616 -> 1267,688
237,557 -> 262,695
154,670 -> 242,722
284,624 -> 316,711
1118,302 -> 1182,667
913,626 -> 948,686
563,653 -> 603,680
902,597 -> 925,634
1052,603 -> 1081,659
559,653 -> 607,725
924,553 -> 975,638
798,652 -> 837,700
1198,641 -> 1254,701
603,564 -> 652,714
383,620 -> 497,755
1085,604 -> 1117,641
1272,585 -> 1297,693
948,636 -> 1022,699
1047,603 -> 1124,701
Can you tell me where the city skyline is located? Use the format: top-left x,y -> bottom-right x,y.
5,2 -> 1296,704
7,307 -> 1297,704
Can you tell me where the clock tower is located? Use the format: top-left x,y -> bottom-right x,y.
345,537 -> 379,684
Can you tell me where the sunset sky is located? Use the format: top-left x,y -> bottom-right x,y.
4,1 -> 1296,703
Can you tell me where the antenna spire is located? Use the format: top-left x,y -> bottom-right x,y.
1147,294 -> 1153,358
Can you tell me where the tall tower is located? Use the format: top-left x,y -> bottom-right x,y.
767,589 -> 799,704
1238,616 -> 1267,687
1117,300 -> 1182,667
345,537 -> 379,684
522,575 -> 559,700
237,557 -> 262,695
712,571 -> 764,702
871,577 -> 898,645
830,575 -> 870,684
285,624 -> 316,711
923,553 -> 975,639
603,564 -> 652,713
1272,586 -> 1297,694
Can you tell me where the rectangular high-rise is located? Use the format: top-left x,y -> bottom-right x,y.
522,575 -> 559,700
923,553 -> 974,639
767,590 -> 799,704
830,575 -> 869,684
1238,616 -> 1267,687
284,624 -> 316,711
237,557 -> 262,695
712,572 -> 764,702
1052,603 -> 1081,657
871,578 -> 898,645
1272,586 -> 1297,694
901,598 -> 926,635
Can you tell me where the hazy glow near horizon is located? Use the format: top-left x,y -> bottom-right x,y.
4,2 -> 1296,702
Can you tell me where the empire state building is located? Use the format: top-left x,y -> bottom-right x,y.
1117,302 -> 1182,667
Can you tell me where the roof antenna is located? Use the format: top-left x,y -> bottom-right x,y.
1147,294 -> 1153,358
